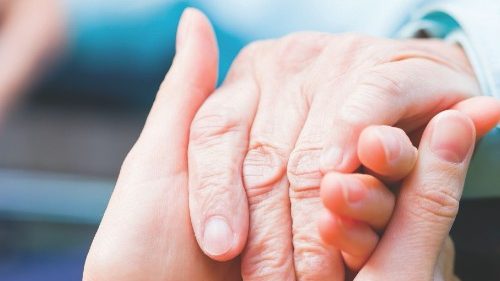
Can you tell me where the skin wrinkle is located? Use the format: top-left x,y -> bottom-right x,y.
238,33 -> 332,280
291,196 -> 343,280
287,148 -> 323,195
190,99 -> 247,143
243,144 -> 288,198
242,177 -> 295,279
186,31 -> 481,279
400,39 -> 475,75
85,15 -> 497,278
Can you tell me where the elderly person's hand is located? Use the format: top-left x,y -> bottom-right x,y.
83,9 -> 500,281
83,9 -> 240,281
186,13 -> 493,280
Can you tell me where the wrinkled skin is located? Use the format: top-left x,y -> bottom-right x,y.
187,29 -> 480,280
83,8 -> 500,281
83,9 -> 241,281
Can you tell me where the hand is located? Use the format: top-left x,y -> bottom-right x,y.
353,109 -> 479,281
83,9 -> 240,281
319,97 -> 500,272
187,31 -> 483,279
0,0 -> 65,121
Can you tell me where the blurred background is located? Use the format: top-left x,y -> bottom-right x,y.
0,0 -> 498,280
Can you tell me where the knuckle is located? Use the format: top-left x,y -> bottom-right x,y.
273,32 -> 329,71
236,40 -> 270,63
226,40 -> 272,82
325,33 -> 375,58
190,105 -> 244,146
339,71 -> 400,125
243,143 -> 288,198
241,247 -> 294,280
287,147 -> 322,197
409,186 -> 460,223
337,33 -> 374,51
293,236 -> 337,280
358,68 -> 403,99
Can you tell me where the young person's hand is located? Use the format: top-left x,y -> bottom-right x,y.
83,9 -> 240,281
319,97 -> 500,273
352,108 -> 482,281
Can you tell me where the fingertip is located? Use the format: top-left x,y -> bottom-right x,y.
172,7 -> 218,93
176,8 -> 216,54
320,173 -> 344,211
139,9 -> 218,153
359,125 -> 417,181
202,216 -> 234,257
318,210 -> 339,245
201,216 -> 245,261
358,126 -> 387,173
452,96 -> 500,138
427,110 -> 475,164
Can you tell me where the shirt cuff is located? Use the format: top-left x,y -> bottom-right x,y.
397,0 -> 500,100
397,1 -> 500,199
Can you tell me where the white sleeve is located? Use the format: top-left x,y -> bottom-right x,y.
398,0 -> 500,99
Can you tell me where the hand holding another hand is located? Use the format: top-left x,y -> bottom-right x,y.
84,9 -> 240,281
186,9 -> 496,280
83,9 -> 500,281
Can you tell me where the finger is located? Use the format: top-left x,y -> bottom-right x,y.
319,57 -> 480,174
241,37 -> 322,280
84,9 -> 229,280
287,112 -> 345,280
286,85 -> 348,280
319,211 -> 378,271
409,96 -> 500,145
320,173 -> 395,230
358,125 -> 418,182
187,66 -> 258,260
450,96 -> 500,138
356,110 -> 476,281
136,7 -> 218,170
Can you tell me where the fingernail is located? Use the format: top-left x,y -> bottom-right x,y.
342,177 -> 366,203
320,147 -> 343,172
203,216 -> 233,256
176,8 -> 194,51
430,112 -> 474,163
376,128 -> 401,163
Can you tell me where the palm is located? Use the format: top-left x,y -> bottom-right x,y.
83,9 -> 241,281
85,176 -> 240,281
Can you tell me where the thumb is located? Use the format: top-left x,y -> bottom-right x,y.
356,110 -> 475,281
84,8 -> 220,280
136,7 -> 218,168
